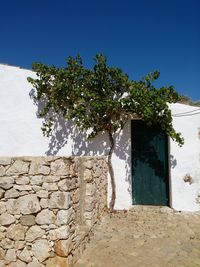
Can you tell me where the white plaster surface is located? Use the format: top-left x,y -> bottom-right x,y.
169,103 -> 200,211
0,64 -> 200,211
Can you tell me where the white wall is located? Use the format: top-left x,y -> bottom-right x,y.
169,103 -> 200,211
0,64 -> 200,211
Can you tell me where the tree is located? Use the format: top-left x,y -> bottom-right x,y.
28,54 -> 184,210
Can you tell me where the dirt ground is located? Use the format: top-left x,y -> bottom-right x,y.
75,206 -> 200,267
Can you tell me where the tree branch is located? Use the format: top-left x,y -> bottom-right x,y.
108,132 -> 116,211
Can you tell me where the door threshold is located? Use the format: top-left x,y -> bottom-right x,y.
130,205 -> 174,213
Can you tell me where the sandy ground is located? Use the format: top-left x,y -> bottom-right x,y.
75,206 -> 200,267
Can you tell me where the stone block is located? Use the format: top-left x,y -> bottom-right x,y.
0,177 -> 14,190
7,224 -> 27,241
20,215 -> 35,226
6,160 -> 29,175
49,192 -> 71,209
48,225 -> 70,240
31,176 -> 43,185
6,199 -> 20,214
25,225 -> 45,242
29,162 -> 50,175
35,209 -> 56,225
0,238 -> 14,249
54,238 -> 72,257
18,247 -> 32,263
56,208 -> 73,226
18,194 -> 41,215
16,176 -> 30,185
58,178 -> 78,191
0,213 -> 15,225
5,188 -> 20,199
50,159 -> 70,176
5,248 -> 16,262
32,239 -> 51,262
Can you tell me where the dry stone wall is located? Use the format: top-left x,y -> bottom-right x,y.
0,156 -> 108,266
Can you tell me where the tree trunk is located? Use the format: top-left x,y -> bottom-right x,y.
108,132 -> 116,211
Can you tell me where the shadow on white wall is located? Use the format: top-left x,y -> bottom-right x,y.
29,88 -> 132,202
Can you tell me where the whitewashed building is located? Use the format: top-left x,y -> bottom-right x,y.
0,64 -> 200,211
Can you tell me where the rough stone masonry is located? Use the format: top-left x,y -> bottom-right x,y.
0,156 -> 108,266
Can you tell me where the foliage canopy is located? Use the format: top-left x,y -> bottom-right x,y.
28,54 -> 183,146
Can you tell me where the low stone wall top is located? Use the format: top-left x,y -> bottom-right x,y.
0,156 -> 108,266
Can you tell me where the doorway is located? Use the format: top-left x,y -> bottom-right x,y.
131,120 -> 169,206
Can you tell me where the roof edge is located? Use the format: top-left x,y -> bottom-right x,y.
0,63 -> 32,72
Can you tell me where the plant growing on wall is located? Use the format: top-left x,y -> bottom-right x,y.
28,54 -> 184,210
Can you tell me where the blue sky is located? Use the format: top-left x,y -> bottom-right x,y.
0,0 -> 199,100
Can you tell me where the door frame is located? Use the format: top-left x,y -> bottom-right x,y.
131,119 -> 171,207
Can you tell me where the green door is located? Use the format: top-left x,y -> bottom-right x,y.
131,120 -> 169,206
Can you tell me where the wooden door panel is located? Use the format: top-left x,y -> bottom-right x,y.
132,120 -> 169,206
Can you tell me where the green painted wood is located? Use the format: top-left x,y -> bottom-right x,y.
131,120 -> 169,206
